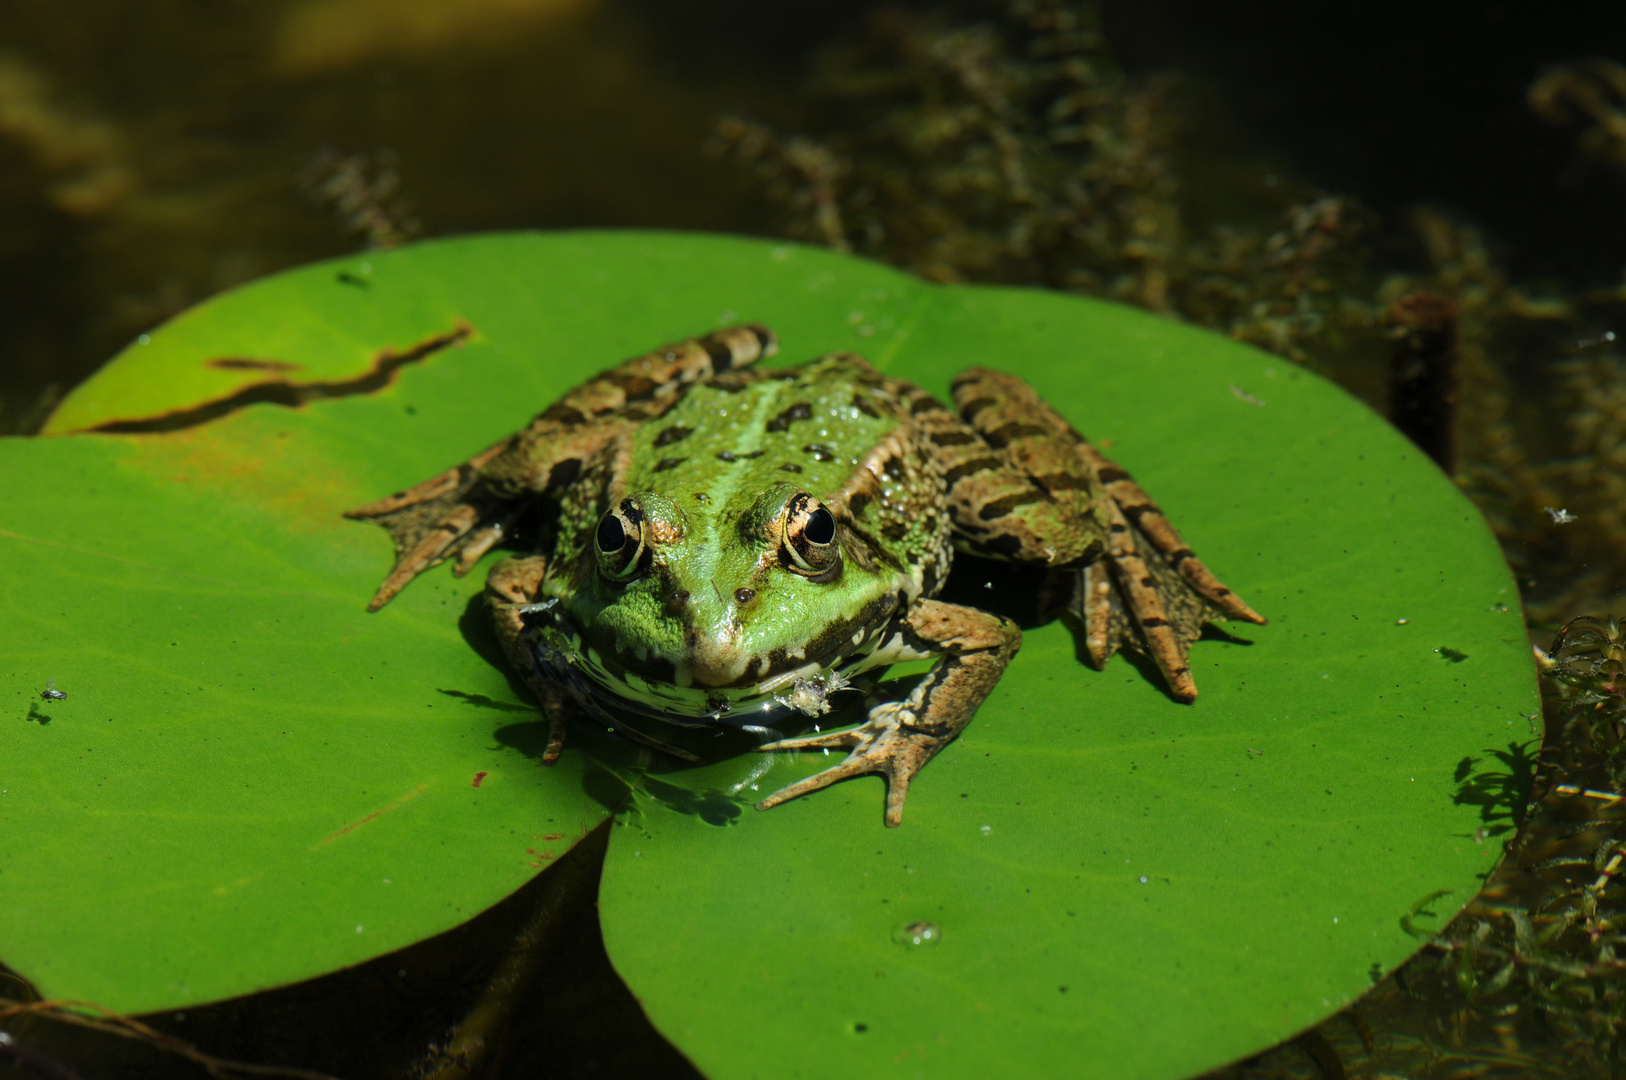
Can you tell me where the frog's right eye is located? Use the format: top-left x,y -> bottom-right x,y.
595,500 -> 647,581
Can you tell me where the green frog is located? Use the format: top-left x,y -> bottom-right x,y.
347,325 -> 1263,826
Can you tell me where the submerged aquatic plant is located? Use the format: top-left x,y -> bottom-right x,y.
713,0 -> 1370,369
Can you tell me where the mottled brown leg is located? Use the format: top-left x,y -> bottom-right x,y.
1073,441 -> 1266,625
952,366 -> 1265,700
850,369 -> 1099,567
484,555 -> 568,763
756,599 -> 1021,827
1092,496 -> 1198,700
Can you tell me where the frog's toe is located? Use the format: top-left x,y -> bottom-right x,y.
755,704 -> 941,827
755,727 -> 864,754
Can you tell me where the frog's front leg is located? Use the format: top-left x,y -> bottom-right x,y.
756,599 -> 1021,827
485,553 -> 571,763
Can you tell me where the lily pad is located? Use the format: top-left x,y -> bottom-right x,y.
0,232 -> 1535,1079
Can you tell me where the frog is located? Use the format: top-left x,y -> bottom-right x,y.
346,324 -> 1264,826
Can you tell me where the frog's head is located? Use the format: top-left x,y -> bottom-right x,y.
563,483 -> 901,697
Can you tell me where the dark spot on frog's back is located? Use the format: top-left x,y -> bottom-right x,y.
778,463 -> 803,473
703,338 -> 735,371
548,458 -> 582,488
654,425 -> 693,447
851,393 -> 881,418
766,402 -> 813,432
542,402 -> 588,425
607,372 -> 659,401
983,421 -> 1051,448
849,491 -> 872,517
943,456 -> 1002,485
655,457 -> 686,472
977,490 -> 1049,521
956,394 -> 997,422
804,443 -> 838,462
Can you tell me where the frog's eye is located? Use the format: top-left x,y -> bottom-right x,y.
595,500 -> 648,581
783,494 -> 841,580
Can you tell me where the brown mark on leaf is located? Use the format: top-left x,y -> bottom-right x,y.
82,321 -> 474,434
316,783 -> 430,846
206,357 -> 306,373
471,771 -> 489,788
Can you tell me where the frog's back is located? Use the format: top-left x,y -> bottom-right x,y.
623,351 -> 953,597
622,354 -> 905,500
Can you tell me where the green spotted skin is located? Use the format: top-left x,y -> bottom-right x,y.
543,353 -> 954,713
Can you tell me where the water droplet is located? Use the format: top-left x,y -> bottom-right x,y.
979,824 -> 992,835
892,920 -> 941,948
1139,876 -> 1148,884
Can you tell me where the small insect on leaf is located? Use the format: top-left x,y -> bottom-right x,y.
39,679 -> 66,702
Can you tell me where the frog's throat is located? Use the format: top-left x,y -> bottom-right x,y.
518,602 -> 890,730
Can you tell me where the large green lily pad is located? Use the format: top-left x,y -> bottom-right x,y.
2,232 -> 1534,1078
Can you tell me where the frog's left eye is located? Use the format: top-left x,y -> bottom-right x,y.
783,494 -> 841,580
596,499 -> 648,582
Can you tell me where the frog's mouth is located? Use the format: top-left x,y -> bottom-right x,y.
514,599 -> 886,740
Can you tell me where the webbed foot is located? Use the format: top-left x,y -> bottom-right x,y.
756,703 -> 940,827
755,599 -> 1021,827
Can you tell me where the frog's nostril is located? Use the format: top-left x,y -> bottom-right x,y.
734,587 -> 757,604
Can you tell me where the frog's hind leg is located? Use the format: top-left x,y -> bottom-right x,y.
950,368 -> 1264,701
346,324 -> 778,610
756,599 -> 1020,827
1072,443 -> 1265,699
